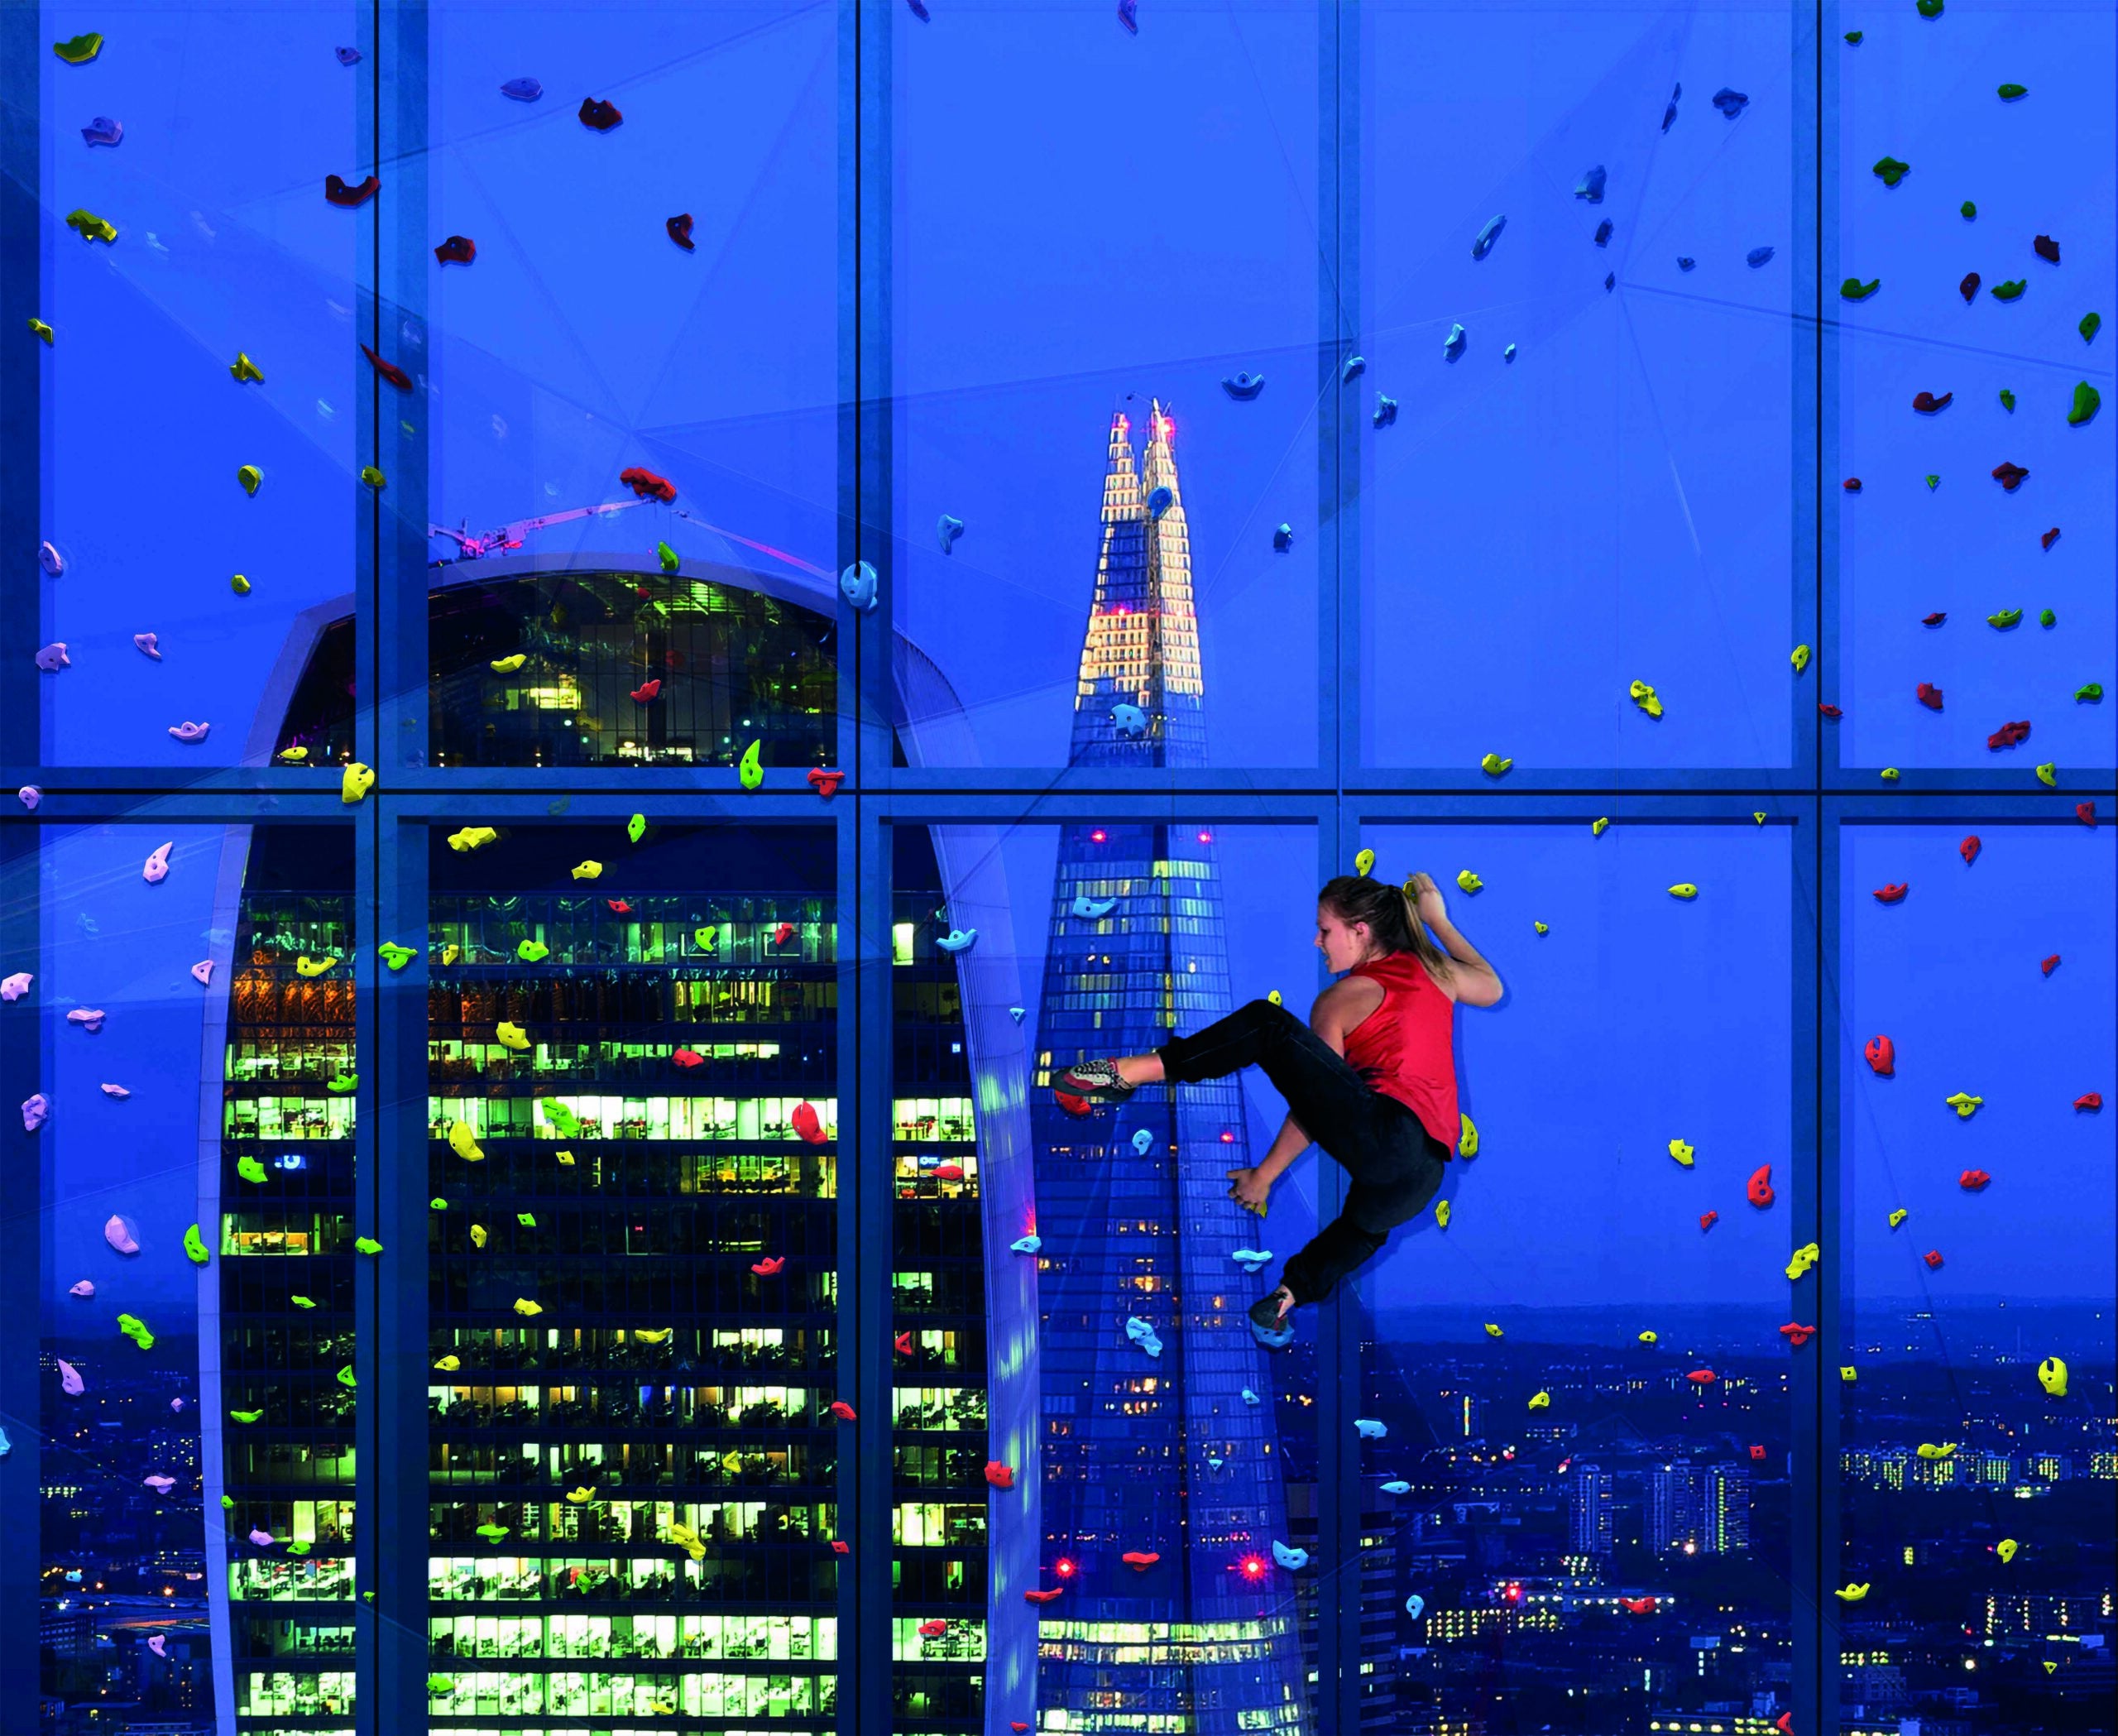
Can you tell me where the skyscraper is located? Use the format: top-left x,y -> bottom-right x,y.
1569,1462 -> 1615,1556
1030,406 -> 1306,1734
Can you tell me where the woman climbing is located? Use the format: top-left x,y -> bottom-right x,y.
1054,870 -> 1502,1343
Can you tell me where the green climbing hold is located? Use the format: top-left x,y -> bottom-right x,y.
1844,30 -> 1863,42
1871,156 -> 1910,188
359,465 -> 386,489
290,1295 -> 316,1309
65,209 -> 118,245
1988,609 -> 2022,629
2039,609 -> 2057,627
657,540 -> 678,573
1997,83 -> 2027,100
476,1523 -> 510,1540
117,1313 -> 155,1350
221,1496 -> 236,1509
1841,278 -> 1881,301
1961,200 -> 1977,219
1999,389 -> 2016,411
542,1096 -> 581,1138
377,941 -> 416,970
327,1072 -> 357,1093
692,926 -> 717,952
336,1365 -> 357,1388
237,464 -> 262,496
430,1197 -> 448,1210
2077,683 -> 2104,702
1925,475 -> 1940,491
627,813 -> 647,844
2069,381 -> 2101,424
54,31 -> 103,63
516,1211 -> 537,1227
516,939 -> 549,963
1916,0 -> 1942,16
285,1540 -> 312,1556
355,1236 -> 383,1256
739,738 -> 764,790
1991,280 -> 2025,301
237,1156 -> 268,1184
2082,312 -> 2101,343
429,1676 -> 456,1694
230,1408 -> 263,1425
183,1224 -> 210,1266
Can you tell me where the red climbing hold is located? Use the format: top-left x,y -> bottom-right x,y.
620,465 -> 677,503
578,96 -> 622,130
984,1462 -> 1015,1489
1023,1589 -> 1063,1604
1992,462 -> 2029,492
1779,1322 -> 1817,1347
2077,802 -> 2096,827
807,768 -> 844,797
831,1540 -> 850,1555
1959,1170 -> 1991,1191
1620,1596 -> 1659,1614
1747,1164 -> 1775,1209
895,1332 -> 913,1355
324,172 -> 380,208
918,1619 -> 946,1638
1121,1551 -> 1161,1570
1776,1715 -> 1795,1736
434,234 -> 476,265
2040,955 -> 2059,976
2076,1093 -> 2103,1112
829,1400 -> 857,1422
1687,1369 -> 1716,1385
671,1048 -> 703,1068
1842,477 -> 1862,492
1913,391 -> 1953,414
2034,234 -> 2059,264
1922,612 -> 1947,626
933,1163 -> 965,1181
1056,1091 -> 1093,1120
1959,272 -> 1980,302
1923,1250 -> 1944,1269
606,899 -> 634,914
2042,527 -> 2060,550
750,1256 -> 785,1276
1013,1724 -> 1030,1734
667,213 -> 696,251
1987,720 -> 2030,750
1700,1211 -> 1719,1232
629,679 -> 662,704
1819,703 -> 1843,719
1874,883 -> 1908,904
360,343 -> 413,391
1916,682 -> 1943,709
791,1102 -> 827,1144
1749,1444 -> 1768,1461
1865,1034 -> 1895,1076
1959,836 -> 1980,865
774,922 -> 797,946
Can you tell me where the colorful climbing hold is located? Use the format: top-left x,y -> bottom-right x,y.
323,173 -> 380,209
1871,156 -> 1910,188
1842,278 -> 1880,300
54,32 -> 104,63
579,97 -> 622,130
2067,382 -> 2099,425
1991,280 -> 2026,302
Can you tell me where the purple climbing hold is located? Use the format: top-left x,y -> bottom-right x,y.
133,632 -> 161,659
82,117 -> 122,146
23,1094 -> 50,1133
35,642 -> 69,672
335,46 -> 361,65
501,77 -> 542,102
40,540 -> 63,575
17,787 -> 40,811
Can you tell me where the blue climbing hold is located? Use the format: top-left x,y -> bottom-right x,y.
501,77 -> 542,101
335,46 -> 362,65
1678,257 -> 1696,271
935,928 -> 976,954
1472,214 -> 1506,261
1406,1594 -> 1425,1619
1272,1542 -> 1310,1570
1713,88 -> 1749,117
1354,1417 -> 1387,1439
839,560 -> 879,612
1207,1455 -> 1224,1470
1272,523 -> 1292,552
1221,372 -> 1265,400
1502,343 -> 1517,362
1341,353 -> 1366,382
1009,1005 -> 1025,1024
1604,272 -> 1614,291
1380,1479 -> 1411,1494
82,117 -> 122,146
1594,219 -> 1612,247
1231,1249 -> 1272,1273
1131,1129 -> 1155,1156
1147,485 -> 1173,519
1072,893 -> 1119,920
1010,1234 -> 1042,1254
1240,1388 -> 1259,1406
1253,1320 -> 1295,1350
1443,324 -> 1466,362
1576,164 -> 1607,203
1747,247 -> 1775,268
937,514 -> 964,554
1373,394 -> 1398,427
1111,703 -> 1148,740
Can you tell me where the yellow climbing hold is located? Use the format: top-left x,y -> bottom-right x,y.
441,945 -> 461,966
277,747 -> 309,763
1916,1441 -> 1957,1460
1628,679 -> 1663,718
512,1298 -> 544,1317
295,955 -> 339,977
231,573 -> 252,595
30,318 -> 55,344
1591,818 -> 1609,837
1528,1391 -> 1550,1410
1639,1331 -> 1658,1345
495,1022 -> 530,1051
1996,1538 -> 2017,1563
490,655 -> 526,674
1669,883 -> 1699,899
1484,1323 -> 1502,1337
359,465 -> 386,490
1792,645 -> 1811,673
1266,990 -> 1282,1005
469,1224 -> 488,1249
1533,921 -> 1548,934
1479,753 -> 1512,776
1944,1092 -> 1982,1119
1354,848 -> 1375,876
1754,813 -> 1767,825
570,860 -> 602,880
448,1120 -> 485,1162
66,209 -> 118,245
1668,1139 -> 1694,1168
1841,1366 -> 1857,1382
1434,1199 -> 1451,1230
341,762 -> 374,803
739,739 -> 764,789
434,1355 -> 461,1372
2034,762 -> 2056,787
1835,1583 -> 1870,1603
1456,870 -> 1483,894
447,826 -> 498,853
1786,1241 -> 1820,1280
1459,1114 -> 1477,1157
1881,768 -> 1900,780
238,465 -> 262,496
2037,1355 -> 2068,1398
230,352 -> 265,383
554,1149 -> 576,1166
635,1327 -> 671,1344
1888,1207 -> 1908,1228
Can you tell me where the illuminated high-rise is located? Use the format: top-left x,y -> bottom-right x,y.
1030,405 -> 1306,1734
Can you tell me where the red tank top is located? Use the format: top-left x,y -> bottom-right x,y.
1342,952 -> 1459,1156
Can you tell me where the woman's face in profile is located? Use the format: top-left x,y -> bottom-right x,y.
1315,905 -> 1371,974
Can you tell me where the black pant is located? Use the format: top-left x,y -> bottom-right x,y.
1157,998 -> 1449,1305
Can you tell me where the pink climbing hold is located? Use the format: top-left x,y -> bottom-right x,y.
22,1093 -> 50,1132
134,632 -> 161,659
99,1082 -> 131,1099
35,642 -> 69,671
66,1007 -> 104,1031
69,1279 -> 94,1297
191,960 -> 214,986
144,842 -> 173,883
59,1359 -> 85,1396
105,1214 -> 140,1254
